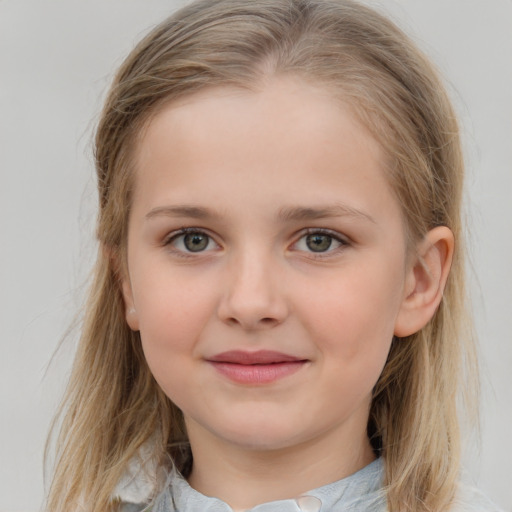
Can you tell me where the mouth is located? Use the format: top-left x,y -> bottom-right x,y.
206,350 -> 309,384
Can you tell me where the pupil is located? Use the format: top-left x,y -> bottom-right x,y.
306,234 -> 332,252
184,233 -> 208,252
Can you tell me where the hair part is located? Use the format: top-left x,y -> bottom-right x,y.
46,1 -> 478,511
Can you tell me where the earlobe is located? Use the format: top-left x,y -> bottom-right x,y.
121,278 -> 140,332
108,246 -> 140,332
394,226 -> 454,337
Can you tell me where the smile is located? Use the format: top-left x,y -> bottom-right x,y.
207,350 -> 309,385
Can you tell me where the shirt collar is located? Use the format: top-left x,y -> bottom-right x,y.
152,458 -> 385,512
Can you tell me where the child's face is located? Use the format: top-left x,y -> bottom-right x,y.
122,77 -> 411,456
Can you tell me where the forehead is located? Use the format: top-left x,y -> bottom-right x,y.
135,76 -> 384,171
130,76 -> 400,223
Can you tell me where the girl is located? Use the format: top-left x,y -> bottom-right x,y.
45,0 -> 503,511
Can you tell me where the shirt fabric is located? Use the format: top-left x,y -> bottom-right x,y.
121,457 -> 504,512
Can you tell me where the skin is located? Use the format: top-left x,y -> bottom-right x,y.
121,77 -> 453,510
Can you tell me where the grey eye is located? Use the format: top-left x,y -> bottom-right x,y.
305,234 -> 333,252
183,232 -> 210,252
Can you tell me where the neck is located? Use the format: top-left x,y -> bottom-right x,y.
186,423 -> 375,511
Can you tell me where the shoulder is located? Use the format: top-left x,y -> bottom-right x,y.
450,483 -> 505,512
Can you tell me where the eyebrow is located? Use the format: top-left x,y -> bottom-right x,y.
277,204 -> 376,224
145,205 -> 220,220
145,203 -> 375,224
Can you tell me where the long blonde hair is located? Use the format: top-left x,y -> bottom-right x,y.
46,1 -> 478,510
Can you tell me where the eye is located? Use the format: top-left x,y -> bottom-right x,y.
293,230 -> 346,254
305,233 -> 334,252
166,229 -> 219,254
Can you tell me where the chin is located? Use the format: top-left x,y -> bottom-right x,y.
215,420 -> 309,452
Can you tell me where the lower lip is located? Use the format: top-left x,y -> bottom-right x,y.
209,361 -> 307,384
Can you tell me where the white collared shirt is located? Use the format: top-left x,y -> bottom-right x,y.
119,457 -> 504,512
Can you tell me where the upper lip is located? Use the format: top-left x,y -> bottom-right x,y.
207,350 -> 306,365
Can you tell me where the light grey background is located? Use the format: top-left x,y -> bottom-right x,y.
1,1 -> 511,511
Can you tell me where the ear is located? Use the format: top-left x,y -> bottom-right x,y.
107,246 -> 140,332
394,226 -> 454,337
121,277 -> 140,332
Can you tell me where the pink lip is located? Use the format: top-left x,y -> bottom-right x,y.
207,350 -> 308,384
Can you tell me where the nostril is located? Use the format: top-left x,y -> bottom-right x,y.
225,317 -> 240,326
217,284 -> 289,329
224,316 -> 279,329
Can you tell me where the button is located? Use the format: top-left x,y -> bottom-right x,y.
296,495 -> 322,512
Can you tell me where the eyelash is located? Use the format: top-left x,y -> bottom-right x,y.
292,228 -> 349,258
163,227 -> 220,257
163,227 -> 349,258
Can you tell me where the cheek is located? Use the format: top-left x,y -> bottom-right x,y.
132,268 -> 216,363
135,282 -> 209,406
297,259 -> 404,361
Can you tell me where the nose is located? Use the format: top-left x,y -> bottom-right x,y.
217,250 -> 289,330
